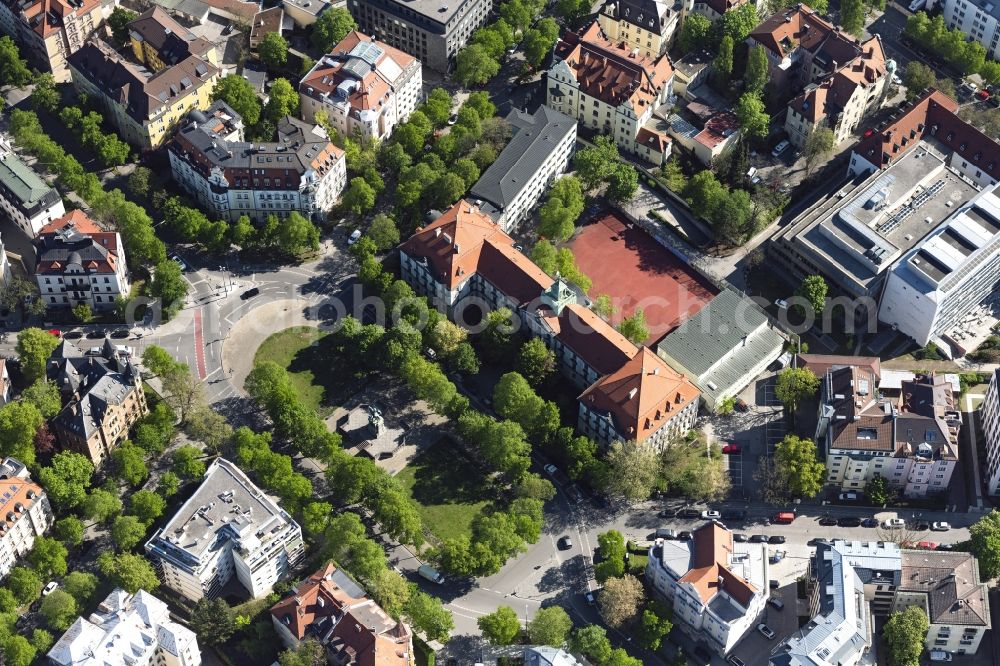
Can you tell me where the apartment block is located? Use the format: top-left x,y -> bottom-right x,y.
300,31 -> 422,143
48,589 -> 201,666
169,101 -> 347,224
941,0 -> 1000,60
547,21 -> 674,166
0,0 -> 102,82
347,0 -> 492,72
596,0 -> 680,58
982,369 -> 1000,494
0,135 -> 65,238
0,457 -> 53,580
468,105 -> 576,233
647,522 -> 768,656
146,458 -> 305,602
48,338 -> 148,467
34,210 -> 131,312
400,200 -> 701,447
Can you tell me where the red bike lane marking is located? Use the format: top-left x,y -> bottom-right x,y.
194,309 -> 207,380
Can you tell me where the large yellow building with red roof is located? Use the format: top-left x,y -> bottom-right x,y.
0,0 -> 102,82
400,199 -> 701,447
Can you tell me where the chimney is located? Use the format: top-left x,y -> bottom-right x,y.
435,228 -> 441,238
652,367 -> 659,375
628,388 -> 638,400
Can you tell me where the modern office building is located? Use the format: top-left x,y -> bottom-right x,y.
548,21 -> 675,166
168,101 -> 347,223
34,210 -> 131,312
400,200 -> 701,446
270,562 -> 413,664
468,105 -> 577,233
0,135 -> 65,238
146,458 -> 305,602
941,0 -> 1000,60
299,31 -> 422,143
647,522 -> 768,656
347,0 -> 492,72
0,457 -> 53,580
68,26 -> 220,150
656,288 -> 785,410
981,369 -> 1000,495
596,0 -> 680,58
0,0 -> 103,82
878,182 -> 1000,346
48,589 -> 201,666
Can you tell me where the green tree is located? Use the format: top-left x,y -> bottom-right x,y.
678,14 -> 712,53
172,444 -> 206,480
517,338 -> 556,388
212,75 -> 262,126
714,35 -> 735,87
745,44 -> 770,95
804,127 -> 836,175
158,471 -> 182,497
111,515 -> 148,551
2,635 -> 35,666
30,73 -> 60,113
0,36 -> 31,86
142,345 -> 182,377
0,401 -> 44,467
574,135 -> 621,190
736,92 -> 770,140
538,175 -> 585,241
344,177 -> 376,215
719,3 -> 759,41
17,328 -> 61,384
970,510 -> 1000,578
190,597 -> 237,645
27,536 -> 67,578
866,475 -> 889,505
774,434 -> 825,497
185,407 -> 233,453
595,530 -> 627,582
127,166 -> 154,199
555,0 -> 590,21
572,625 -> 614,662
477,606 -> 521,645
599,574 -> 644,628
21,380 -> 61,419
795,274 -> 828,315
264,78 -> 299,121
258,32 -> 289,69
403,590 -> 454,642
366,213 -> 400,251
455,44 -> 500,86
528,606 -> 572,646
523,18 -> 560,68
492,372 -> 559,443
639,604 -> 674,651
774,367 -> 820,411
618,309 -> 649,344
7,566 -> 43,605
111,441 -> 149,487
40,589 -> 77,630
422,87 -> 453,126
97,552 -> 160,594
62,572 -> 98,606
107,7 -> 137,45
840,0 -> 865,36
149,259 -> 188,308
605,440 -> 660,502
53,516 -> 84,547
903,61 -> 937,100
38,451 -> 93,511
311,7 -> 357,51
608,162 -> 639,203
30,628 -> 54,653
84,488 -> 124,524
884,606 -> 929,666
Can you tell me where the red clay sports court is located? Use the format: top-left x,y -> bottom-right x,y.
569,210 -> 718,345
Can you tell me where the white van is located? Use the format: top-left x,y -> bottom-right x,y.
929,651 -> 953,662
908,0 -> 925,12
771,140 -> 791,157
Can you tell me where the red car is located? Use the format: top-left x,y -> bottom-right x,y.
722,444 -> 741,454
47,329 -> 61,337
977,89 -> 991,100
916,541 -> 938,550
863,128 -> 875,137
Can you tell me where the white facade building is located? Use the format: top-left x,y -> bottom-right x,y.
941,0 -> 1000,60
879,182 -> 1000,347
982,370 -> 1000,495
647,522 -> 768,656
299,31 -> 422,143
169,101 -> 346,224
0,135 -> 65,237
0,457 -> 52,580
48,589 -> 201,666
145,458 -> 305,602
468,106 -> 576,233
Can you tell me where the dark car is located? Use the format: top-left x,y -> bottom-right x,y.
240,287 -> 260,300
914,522 -> 931,531
937,543 -> 955,551
733,533 -> 749,542
64,331 -> 83,339
677,508 -> 701,519
558,535 -> 573,550
819,517 -> 838,526
808,538 -> 831,546
749,534 -> 768,543
722,509 -> 747,520
677,531 -> 693,541
838,516 -> 863,527
768,535 -> 786,544
659,508 -> 676,518
111,329 -> 130,339
769,580 -> 780,589
862,518 -> 879,528
86,329 -> 107,339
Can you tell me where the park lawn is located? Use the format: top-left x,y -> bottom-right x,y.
253,326 -> 331,416
395,439 -> 494,544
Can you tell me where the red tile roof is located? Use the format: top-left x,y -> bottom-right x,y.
695,112 -> 739,148
679,522 -> 757,607
0,474 -> 44,532
35,210 -> 122,275
541,302 -> 638,377
796,353 -> 881,381
636,126 -> 671,153
788,36 -> 887,124
750,4 -> 859,65
19,0 -> 101,39
852,89 -> 1000,180
579,347 -> 699,442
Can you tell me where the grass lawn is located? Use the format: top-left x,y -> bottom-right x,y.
253,326 -> 333,416
395,439 -> 495,544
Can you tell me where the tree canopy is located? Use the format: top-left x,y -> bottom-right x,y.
774,435 -> 825,498
884,606 -> 929,666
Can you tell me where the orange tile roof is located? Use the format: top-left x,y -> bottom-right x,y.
39,209 -> 101,235
579,347 -> 699,442
543,303 -> 638,376
679,522 -> 757,607
636,126 -> 671,153
35,210 -> 121,275
19,0 -> 101,39
695,112 -> 738,148
788,36 -> 887,124
556,21 -> 673,113
0,474 -> 44,532
750,4 -> 859,65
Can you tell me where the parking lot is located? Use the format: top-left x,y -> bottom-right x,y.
724,448 -> 744,487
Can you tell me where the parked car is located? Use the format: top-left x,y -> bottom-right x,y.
977,89 -> 991,100
417,565 -> 444,584
929,651 -> 953,662
677,531 -> 693,540
87,329 -> 107,339
656,528 -> 678,540
769,580 -> 780,589
735,398 -> 749,412
733,533 -> 749,542
769,535 -> 786,544
678,508 -> 700,518
769,596 -> 785,610
838,516 -> 862,527
884,518 -> 906,529
722,509 -> 747,520
915,522 -> 931,531
771,140 -> 791,157
750,534 -> 768,543
170,254 -> 188,270
932,522 -> 952,531
916,541 -> 938,550
907,0 -> 925,11
861,518 -> 879,527
838,492 -> 858,501
819,517 -> 839,526
757,624 -> 775,640
774,298 -> 789,309
693,646 -> 714,666
544,464 -> 558,476
701,510 -> 721,520
558,535 -> 573,550
111,329 -> 130,339
770,552 -> 784,564
808,538 -> 831,546
585,591 -> 596,605
722,443 -> 741,454
937,543 -> 955,551
42,581 -> 58,596
64,330 -> 83,340
729,657 -> 747,666
566,485 -> 583,504
448,113 -> 459,125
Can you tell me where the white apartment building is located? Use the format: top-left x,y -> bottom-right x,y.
0,135 -> 65,238
34,210 -> 131,312
299,31 -> 422,143
647,522 -> 768,656
0,457 -> 53,580
145,458 -> 305,602
547,21 -> 674,166
982,369 -> 1000,495
879,182 -> 1000,347
48,589 -> 201,666
941,0 -> 1000,60
467,106 -> 576,233
169,101 -> 346,224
